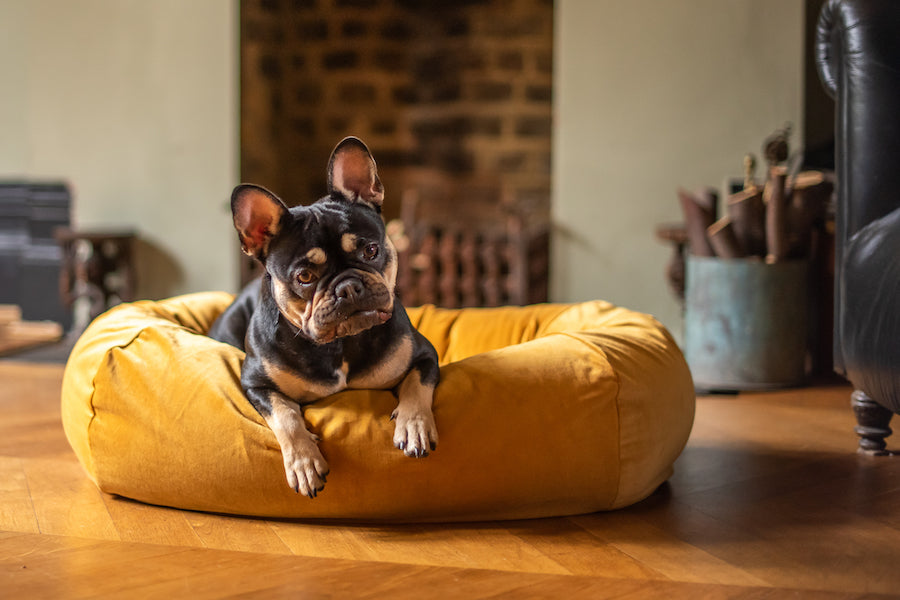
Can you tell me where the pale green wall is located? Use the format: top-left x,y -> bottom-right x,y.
0,0 -> 239,298
553,0 -> 805,341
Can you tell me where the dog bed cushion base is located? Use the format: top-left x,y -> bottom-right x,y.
61,292 -> 694,522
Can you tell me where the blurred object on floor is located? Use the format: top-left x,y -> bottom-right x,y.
0,304 -> 65,359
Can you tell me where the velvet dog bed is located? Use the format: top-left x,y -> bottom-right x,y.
61,292 -> 694,522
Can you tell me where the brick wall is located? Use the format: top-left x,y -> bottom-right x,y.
240,0 -> 553,223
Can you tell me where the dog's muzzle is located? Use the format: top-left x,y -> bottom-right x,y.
311,273 -> 393,341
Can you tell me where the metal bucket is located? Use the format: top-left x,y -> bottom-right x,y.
684,256 -> 809,391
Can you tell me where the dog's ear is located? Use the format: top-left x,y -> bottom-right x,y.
326,136 -> 384,211
231,184 -> 288,261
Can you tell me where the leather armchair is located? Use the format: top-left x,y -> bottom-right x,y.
816,0 -> 900,453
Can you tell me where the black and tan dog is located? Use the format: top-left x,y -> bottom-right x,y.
209,137 -> 439,498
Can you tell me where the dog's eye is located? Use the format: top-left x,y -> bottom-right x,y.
363,243 -> 379,260
297,269 -> 317,284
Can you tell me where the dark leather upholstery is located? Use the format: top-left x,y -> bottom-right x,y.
816,0 -> 900,422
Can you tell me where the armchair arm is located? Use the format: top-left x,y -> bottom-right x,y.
815,0 -> 900,237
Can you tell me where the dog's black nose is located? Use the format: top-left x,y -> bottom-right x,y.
335,277 -> 365,303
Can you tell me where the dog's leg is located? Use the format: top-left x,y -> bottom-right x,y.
262,392 -> 330,497
391,365 -> 438,458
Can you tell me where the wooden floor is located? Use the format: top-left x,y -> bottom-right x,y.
2,362 -> 899,599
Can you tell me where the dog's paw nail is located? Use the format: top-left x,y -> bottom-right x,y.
430,441 -> 437,451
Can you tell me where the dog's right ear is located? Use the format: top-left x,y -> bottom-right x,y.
327,136 -> 384,211
231,184 -> 288,261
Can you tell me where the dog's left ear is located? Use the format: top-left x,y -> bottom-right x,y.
327,136 -> 384,211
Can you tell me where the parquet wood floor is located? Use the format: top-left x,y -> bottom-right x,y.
1,362 -> 899,598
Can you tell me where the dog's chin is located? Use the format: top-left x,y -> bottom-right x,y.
310,308 -> 393,344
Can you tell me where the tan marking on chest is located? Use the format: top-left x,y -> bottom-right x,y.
347,335 -> 413,390
263,358 -> 348,403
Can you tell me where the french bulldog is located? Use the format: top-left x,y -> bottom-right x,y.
208,137 -> 439,498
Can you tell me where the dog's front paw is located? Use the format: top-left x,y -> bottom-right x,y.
281,434 -> 330,498
391,407 -> 438,458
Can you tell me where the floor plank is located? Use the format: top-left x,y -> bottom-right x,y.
24,457 -> 120,541
186,510 -> 293,555
1,530 -> 893,600
101,495 -> 206,548
571,510 -> 768,587
0,458 -> 39,535
500,517 -> 666,579
0,363 -> 72,461
270,520 -> 573,574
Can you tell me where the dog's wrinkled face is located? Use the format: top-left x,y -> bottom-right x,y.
231,137 -> 398,344
266,201 -> 397,344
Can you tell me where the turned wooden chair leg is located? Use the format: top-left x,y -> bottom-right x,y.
851,390 -> 894,455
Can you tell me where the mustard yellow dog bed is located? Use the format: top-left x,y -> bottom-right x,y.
61,292 -> 694,522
